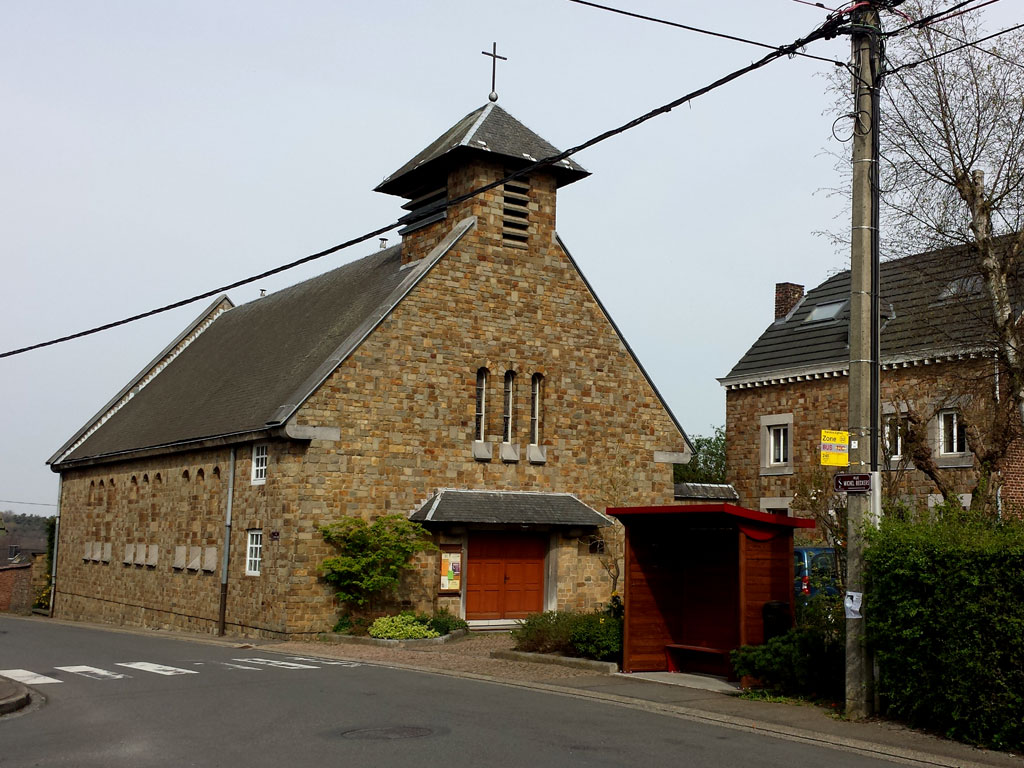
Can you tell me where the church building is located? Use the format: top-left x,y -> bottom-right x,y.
47,101 -> 691,638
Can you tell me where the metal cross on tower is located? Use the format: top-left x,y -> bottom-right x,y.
481,42 -> 507,103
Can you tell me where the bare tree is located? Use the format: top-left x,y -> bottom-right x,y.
825,4 -> 1024,509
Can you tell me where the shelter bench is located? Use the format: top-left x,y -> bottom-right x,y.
664,643 -> 731,673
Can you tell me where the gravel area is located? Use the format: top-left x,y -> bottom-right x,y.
272,631 -> 604,682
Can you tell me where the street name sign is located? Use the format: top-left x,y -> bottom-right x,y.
834,473 -> 872,493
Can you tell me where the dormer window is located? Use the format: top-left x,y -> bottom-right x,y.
502,178 -> 530,247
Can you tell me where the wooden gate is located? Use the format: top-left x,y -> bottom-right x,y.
465,532 -> 546,620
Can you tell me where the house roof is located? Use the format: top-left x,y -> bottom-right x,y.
374,103 -> 589,198
673,482 -> 739,501
51,220 -> 475,467
410,489 -> 612,527
721,240 -> 1009,388
607,503 -> 816,530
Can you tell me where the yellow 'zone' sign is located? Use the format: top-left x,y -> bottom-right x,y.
820,429 -> 849,467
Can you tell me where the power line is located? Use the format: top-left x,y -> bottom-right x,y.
888,21 -> 1024,74
884,0 -> 995,36
925,20 -> 1024,72
568,0 -> 847,66
1,17 -> 843,361
0,499 -> 57,508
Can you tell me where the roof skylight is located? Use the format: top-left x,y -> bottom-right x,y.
804,300 -> 846,323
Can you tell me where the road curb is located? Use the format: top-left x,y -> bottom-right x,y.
315,628 -> 469,648
0,676 -> 31,716
489,649 -> 618,674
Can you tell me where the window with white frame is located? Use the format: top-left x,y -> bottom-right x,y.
940,410 -> 967,454
503,370 -> 516,443
760,414 -> 794,475
769,425 -> 789,465
475,368 -> 488,441
885,415 -> 910,460
251,443 -> 268,484
530,373 -> 543,445
245,530 -> 263,575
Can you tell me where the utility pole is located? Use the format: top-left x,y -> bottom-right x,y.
846,2 -> 882,720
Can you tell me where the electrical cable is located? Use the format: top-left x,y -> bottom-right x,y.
0,499 -> 57,507
918,16 -> 1024,71
888,21 -> 1024,74
0,17 -> 844,361
884,0 -> 993,36
567,0 -> 847,65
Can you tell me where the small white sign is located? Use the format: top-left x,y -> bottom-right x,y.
845,591 -> 863,619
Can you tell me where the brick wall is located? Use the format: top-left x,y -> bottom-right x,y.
0,564 -> 32,613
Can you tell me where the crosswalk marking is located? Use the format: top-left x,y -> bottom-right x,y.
116,662 -> 199,676
0,669 -> 63,685
287,656 -> 360,667
3,656 -> 360,687
233,657 -> 319,670
54,665 -> 128,681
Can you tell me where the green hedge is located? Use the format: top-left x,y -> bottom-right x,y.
865,513 -> 1024,750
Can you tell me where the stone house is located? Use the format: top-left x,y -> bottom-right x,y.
720,241 -> 1024,519
47,102 -> 692,638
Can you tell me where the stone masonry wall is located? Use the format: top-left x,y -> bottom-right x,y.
54,442 -> 311,639
54,157 -> 686,637
287,158 -> 685,632
726,361 -> 992,521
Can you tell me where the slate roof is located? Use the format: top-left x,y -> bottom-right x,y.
52,240 -> 442,465
410,489 -> 612,527
375,103 -> 589,198
673,482 -> 739,501
721,241 -> 1009,386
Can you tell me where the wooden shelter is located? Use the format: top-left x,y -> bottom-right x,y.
607,503 -> 814,676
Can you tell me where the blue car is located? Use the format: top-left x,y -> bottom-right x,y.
794,546 -> 839,599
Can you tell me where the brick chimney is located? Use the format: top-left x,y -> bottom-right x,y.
775,282 -> 804,320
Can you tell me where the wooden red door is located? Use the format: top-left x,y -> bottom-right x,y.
466,532 -> 546,620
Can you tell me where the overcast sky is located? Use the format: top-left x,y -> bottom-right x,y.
2,1 -> 1018,517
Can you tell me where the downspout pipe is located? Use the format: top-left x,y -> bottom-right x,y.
48,476 -> 62,618
218,447 -> 236,636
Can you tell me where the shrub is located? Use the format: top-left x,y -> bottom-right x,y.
368,612 -> 440,640
511,611 -> 576,655
569,613 -> 622,662
512,610 -> 622,663
428,607 -> 468,636
320,515 -> 437,608
865,513 -> 1024,750
730,592 -> 844,701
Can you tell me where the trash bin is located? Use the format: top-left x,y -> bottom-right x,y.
762,600 -> 793,642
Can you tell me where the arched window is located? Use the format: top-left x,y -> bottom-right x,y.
475,367 -> 488,441
503,370 -> 516,443
531,373 -> 544,445
182,469 -> 190,482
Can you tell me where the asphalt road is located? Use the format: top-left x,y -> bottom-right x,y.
1,616 -> 897,768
